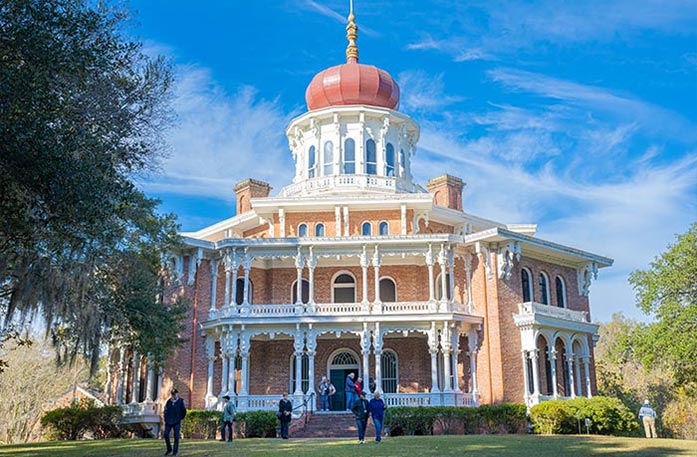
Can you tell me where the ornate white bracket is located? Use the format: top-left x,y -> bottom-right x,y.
577,262 -> 598,296
497,241 -> 521,281
475,242 -> 492,278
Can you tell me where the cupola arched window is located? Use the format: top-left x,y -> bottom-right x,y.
366,139 -> 377,175
361,222 -> 372,236
521,268 -> 533,302
386,143 -> 395,177
308,146 -> 316,178
379,221 -> 389,236
315,223 -> 325,237
539,272 -> 550,305
298,223 -> 308,238
332,273 -> 356,303
323,141 -> 334,176
398,149 -> 405,177
344,138 -> 356,174
555,276 -> 567,308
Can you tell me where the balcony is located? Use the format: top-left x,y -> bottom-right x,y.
279,174 -> 424,197
121,401 -> 162,437
514,301 -> 597,334
517,302 -> 589,323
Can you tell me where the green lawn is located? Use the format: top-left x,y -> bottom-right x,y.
1,435 -> 695,457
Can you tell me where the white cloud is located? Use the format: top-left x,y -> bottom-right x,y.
297,0 -> 379,36
398,70 -> 463,112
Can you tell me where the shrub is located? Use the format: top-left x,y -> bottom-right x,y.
40,399 -> 125,440
180,410 -> 219,439
385,406 -> 436,436
530,396 -> 637,435
477,403 -> 528,434
235,411 -> 277,438
661,393 -> 697,440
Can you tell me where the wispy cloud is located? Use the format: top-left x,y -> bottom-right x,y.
398,70 -> 464,112
298,0 -> 379,36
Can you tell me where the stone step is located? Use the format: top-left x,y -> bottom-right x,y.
292,412 -> 381,439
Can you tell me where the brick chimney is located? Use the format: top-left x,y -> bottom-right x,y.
427,174 -> 465,211
234,178 -> 271,214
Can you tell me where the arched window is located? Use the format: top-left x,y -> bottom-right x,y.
298,223 -> 308,238
290,353 -> 310,394
555,276 -> 566,308
332,273 -> 356,303
398,149 -> 405,177
235,278 -> 253,305
343,138 -> 355,174
292,279 -> 310,304
315,223 -> 325,237
323,141 -> 334,176
385,143 -> 395,176
379,221 -> 389,236
361,222 -> 372,236
366,139 -> 377,175
308,146 -> 316,178
379,277 -> 396,302
521,268 -> 533,302
539,272 -> 550,305
381,350 -> 398,393
435,273 -> 451,300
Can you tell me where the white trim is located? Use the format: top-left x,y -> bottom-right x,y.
326,348 -> 361,377
379,276 -> 397,302
555,276 -> 567,308
331,271 -> 357,303
521,267 -> 534,302
538,271 -> 551,306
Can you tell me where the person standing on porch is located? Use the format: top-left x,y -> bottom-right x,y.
639,400 -> 657,438
345,373 -> 357,410
163,389 -> 186,456
355,376 -> 363,396
351,391 -> 371,444
220,395 -> 236,442
318,376 -> 331,412
278,393 -> 293,439
369,391 -> 387,443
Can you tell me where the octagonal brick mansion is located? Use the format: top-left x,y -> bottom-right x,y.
107,8 -> 612,426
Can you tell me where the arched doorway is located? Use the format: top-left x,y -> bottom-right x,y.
327,349 -> 360,411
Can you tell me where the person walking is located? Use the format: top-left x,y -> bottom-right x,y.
318,376 -> 331,412
355,376 -> 363,396
639,399 -> 657,438
351,391 -> 371,444
163,389 -> 187,456
220,395 -> 236,442
278,393 -> 293,439
345,372 -> 357,410
369,391 -> 387,443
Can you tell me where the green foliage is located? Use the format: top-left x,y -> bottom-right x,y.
181,410 -> 219,439
235,411 -> 278,438
662,392 -> 697,441
629,223 -> 697,387
40,399 -> 124,441
385,404 -> 527,436
0,0 -> 183,374
529,397 -> 637,436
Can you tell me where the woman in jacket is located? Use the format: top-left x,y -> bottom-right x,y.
278,393 -> 293,439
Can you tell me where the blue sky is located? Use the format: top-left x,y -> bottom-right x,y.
130,0 -> 697,323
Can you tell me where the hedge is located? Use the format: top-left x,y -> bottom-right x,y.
181,410 -> 277,439
385,403 -> 527,436
529,396 -> 637,435
40,399 -> 125,440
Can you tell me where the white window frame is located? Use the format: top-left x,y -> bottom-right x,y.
331,271 -> 357,303
555,276 -> 567,308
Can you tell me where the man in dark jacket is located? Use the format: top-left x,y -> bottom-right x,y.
278,393 -> 293,439
369,391 -> 387,442
345,372 -> 357,410
351,391 -> 371,444
163,389 -> 187,456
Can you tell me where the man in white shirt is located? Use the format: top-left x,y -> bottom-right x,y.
638,399 -> 657,438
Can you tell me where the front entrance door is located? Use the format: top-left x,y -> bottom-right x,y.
330,368 -> 358,411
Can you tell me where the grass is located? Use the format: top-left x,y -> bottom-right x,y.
0,435 -> 695,457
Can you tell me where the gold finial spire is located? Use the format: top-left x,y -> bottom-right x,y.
346,0 -> 359,63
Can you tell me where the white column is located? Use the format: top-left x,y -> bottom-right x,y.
428,322 -> 440,394
239,333 -> 250,397
209,259 -> 219,311
335,206 -> 342,236
441,325 -> 453,393
521,350 -> 530,402
227,331 -> 238,395
105,346 -> 113,405
372,247 -> 382,313
306,331 -> 317,410
116,346 -> 126,405
361,323 -> 371,395
464,251 -> 474,313
156,368 -> 163,402
583,357 -> 592,398
295,249 -> 304,307
204,338 -> 215,404
451,327 -> 461,393
306,250 -> 316,312
448,248 -> 455,309
574,356 -> 583,397
130,350 -> 140,403
293,328 -> 305,397
549,347 -> 559,398
468,330 -> 479,397
220,338 -> 229,396
241,254 -> 252,308
146,356 -> 155,402
223,262 -> 231,306
426,245 -> 435,303
438,244 -> 448,311
373,323 -> 383,393
566,352 -> 576,398
400,203 -> 407,235
530,349 -> 541,397
343,206 -> 349,236
230,251 -> 239,306
279,208 -> 286,238
360,246 -> 369,308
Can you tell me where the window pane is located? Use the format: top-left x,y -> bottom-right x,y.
315,223 -> 325,237
308,146 -> 316,178
521,269 -> 531,302
381,351 -> 398,393
398,149 -> 405,177
298,224 -> 308,237
323,141 -> 334,175
335,274 -> 355,284
379,222 -> 389,235
334,287 -> 355,303
555,277 -> 565,308
379,278 -> 396,302
539,274 -> 549,305
361,222 -> 372,236
386,143 -> 395,177
366,139 -> 377,175
344,138 -> 355,174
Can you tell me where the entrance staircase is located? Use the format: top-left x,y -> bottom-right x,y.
291,412 -> 377,439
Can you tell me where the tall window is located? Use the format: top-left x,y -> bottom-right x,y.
555,276 -> 566,308
379,221 -> 389,235
343,138 -> 355,174
332,273 -> 356,303
521,268 -> 532,302
386,143 -> 395,176
379,278 -> 396,302
235,278 -> 253,305
539,272 -> 550,305
436,274 -> 451,300
361,222 -> 372,236
366,139 -> 377,175
398,149 -> 405,177
381,350 -> 398,393
315,223 -> 325,237
292,279 -> 310,304
308,146 -> 316,178
323,141 -> 334,176
298,223 -> 308,238
290,353 -> 309,394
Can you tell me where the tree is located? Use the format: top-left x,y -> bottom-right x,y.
629,223 -> 697,387
0,0 -> 185,373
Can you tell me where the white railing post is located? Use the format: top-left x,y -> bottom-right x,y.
426,245 -> 436,304
428,322 -> 440,395
130,350 -> 140,404
361,323 -> 371,394
372,247 -> 382,314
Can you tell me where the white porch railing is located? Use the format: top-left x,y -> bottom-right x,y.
384,393 -> 434,407
279,174 -> 423,197
122,401 -> 160,417
244,395 -> 279,411
314,302 -> 364,314
518,302 -> 589,323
